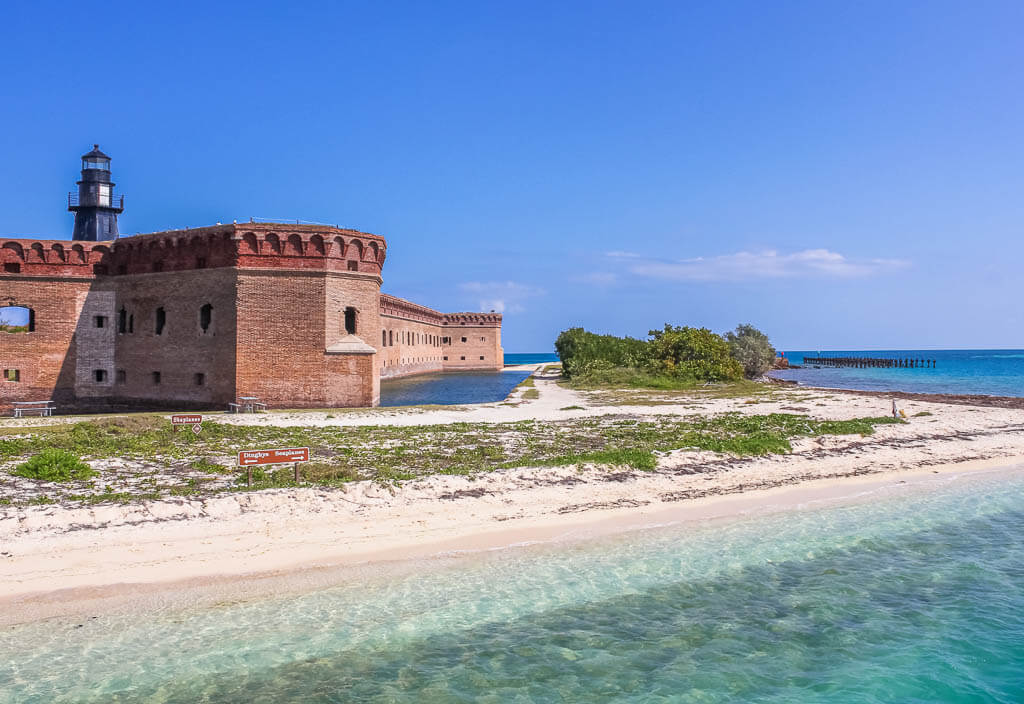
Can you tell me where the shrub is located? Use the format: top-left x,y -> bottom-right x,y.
724,324 -> 777,378
555,327 -> 649,379
13,449 -> 95,482
647,325 -> 743,382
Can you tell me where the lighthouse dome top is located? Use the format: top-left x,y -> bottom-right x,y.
81,144 -> 110,170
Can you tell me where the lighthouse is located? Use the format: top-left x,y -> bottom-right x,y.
68,145 -> 124,241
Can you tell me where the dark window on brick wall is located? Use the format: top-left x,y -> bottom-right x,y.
461,337 -> 467,343
382,330 -> 387,346
389,330 -> 393,346
116,369 -> 126,384
3,369 -> 19,382
460,356 -> 466,361
94,369 -> 107,382
3,263 -> 19,273
152,371 -> 161,385
200,304 -> 213,334
129,314 -> 134,334
344,307 -> 357,334
347,261 -> 358,271
443,356 -> 448,361
194,373 -> 205,386
480,356 -> 485,360
94,315 -> 106,328
155,307 -> 166,335
118,307 -> 127,333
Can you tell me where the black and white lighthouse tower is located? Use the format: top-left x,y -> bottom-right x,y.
68,145 -> 124,241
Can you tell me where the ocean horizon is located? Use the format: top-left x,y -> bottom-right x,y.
771,348 -> 1024,397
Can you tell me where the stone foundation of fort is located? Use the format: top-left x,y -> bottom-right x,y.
0,223 -> 503,412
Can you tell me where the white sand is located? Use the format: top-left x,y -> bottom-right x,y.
3,371 -> 1024,624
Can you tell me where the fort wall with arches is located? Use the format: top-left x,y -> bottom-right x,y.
0,223 -> 503,412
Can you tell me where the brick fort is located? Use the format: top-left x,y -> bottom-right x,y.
0,146 -> 503,412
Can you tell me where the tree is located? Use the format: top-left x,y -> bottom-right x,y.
724,324 -> 776,378
647,325 -> 743,382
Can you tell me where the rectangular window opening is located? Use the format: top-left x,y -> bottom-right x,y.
152,371 -> 161,385
3,369 -> 19,382
3,263 -> 20,273
194,372 -> 205,386
347,261 -> 358,271
93,369 -> 107,382
94,315 -> 106,328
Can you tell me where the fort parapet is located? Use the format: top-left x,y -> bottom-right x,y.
0,223 -> 502,412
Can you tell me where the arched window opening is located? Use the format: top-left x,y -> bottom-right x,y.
0,306 -> 34,333
199,304 -> 213,334
118,307 -> 127,334
155,307 -> 166,335
382,330 -> 387,346
389,330 -> 393,346
344,307 -> 357,335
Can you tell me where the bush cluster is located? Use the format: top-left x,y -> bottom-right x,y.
555,323 -> 776,384
14,449 -> 95,482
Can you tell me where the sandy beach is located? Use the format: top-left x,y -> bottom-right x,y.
4,369 -> 1024,626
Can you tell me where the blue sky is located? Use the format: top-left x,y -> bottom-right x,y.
1,1 -> 1022,352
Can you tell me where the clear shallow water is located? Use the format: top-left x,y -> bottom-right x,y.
379,370 -> 532,407
771,349 -> 1024,397
505,352 -> 559,365
3,469 -> 1024,702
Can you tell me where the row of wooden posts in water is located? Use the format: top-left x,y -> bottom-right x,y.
802,357 -> 936,369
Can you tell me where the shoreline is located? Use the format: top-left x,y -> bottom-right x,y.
765,376 -> 1024,409
5,377 -> 1024,628
4,456 -> 1021,627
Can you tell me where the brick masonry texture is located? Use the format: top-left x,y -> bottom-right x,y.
0,224 -> 502,412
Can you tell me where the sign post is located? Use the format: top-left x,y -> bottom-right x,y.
237,447 -> 310,487
171,414 -> 203,433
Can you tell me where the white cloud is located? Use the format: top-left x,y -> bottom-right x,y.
458,281 -> 544,314
611,249 -> 909,282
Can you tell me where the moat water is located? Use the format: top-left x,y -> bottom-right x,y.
379,369 -> 533,406
378,353 -> 557,407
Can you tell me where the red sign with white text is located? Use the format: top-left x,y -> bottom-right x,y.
171,414 -> 203,425
237,447 -> 310,466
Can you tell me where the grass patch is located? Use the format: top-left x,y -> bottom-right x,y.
0,413 -> 904,497
13,449 -> 95,482
913,411 -> 934,417
544,448 -> 657,471
516,376 -> 536,388
559,406 -> 584,411
522,389 -> 540,400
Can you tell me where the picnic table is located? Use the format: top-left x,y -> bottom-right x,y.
229,397 -> 268,413
12,401 -> 56,418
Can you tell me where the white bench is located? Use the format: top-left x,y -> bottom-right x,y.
230,398 -> 267,413
12,401 -> 56,418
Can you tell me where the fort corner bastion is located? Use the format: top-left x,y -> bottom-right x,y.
0,223 -> 503,412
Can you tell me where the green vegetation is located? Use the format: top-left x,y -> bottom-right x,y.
724,324 -> 777,378
522,389 -> 540,400
555,324 -> 756,388
913,411 -> 934,417
13,449 -> 95,482
559,406 -> 584,411
0,414 -> 903,504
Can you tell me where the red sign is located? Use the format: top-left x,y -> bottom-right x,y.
172,414 -> 203,425
237,447 -> 310,466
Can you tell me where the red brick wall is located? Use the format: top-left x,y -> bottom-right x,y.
0,225 -> 505,412
0,277 -> 94,412
110,269 -> 238,408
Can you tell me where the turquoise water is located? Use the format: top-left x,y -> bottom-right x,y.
380,370 -> 532,406
3,468 -> 1024,702
505,353 -> 559,365
771,349 -> 1024,397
